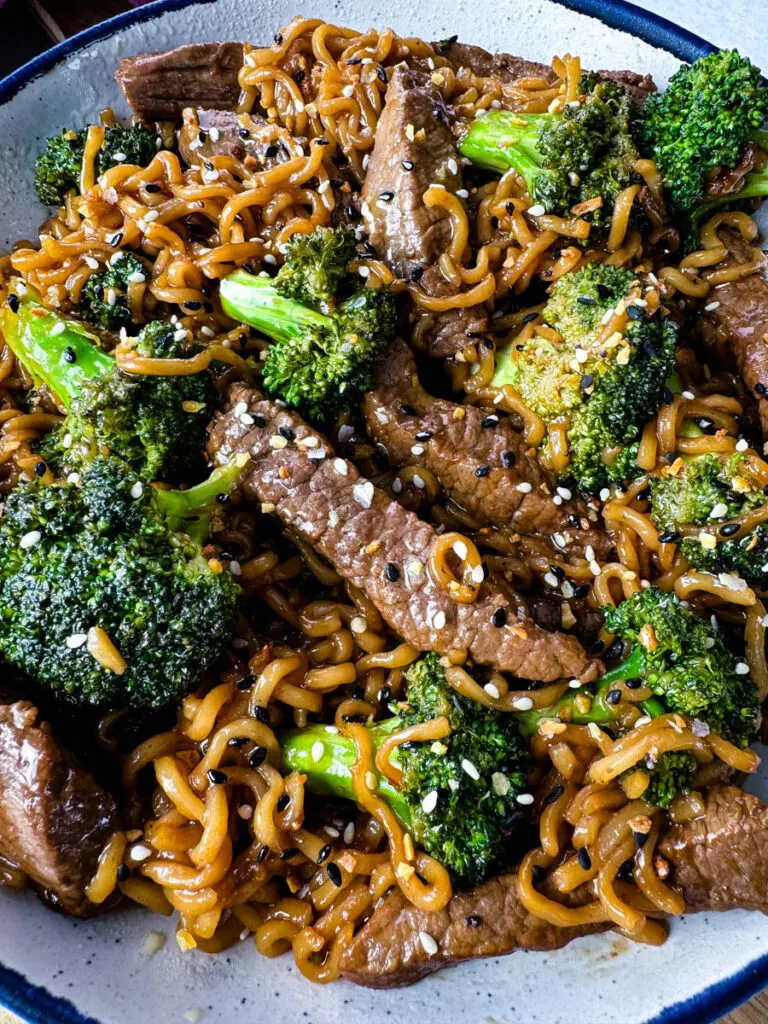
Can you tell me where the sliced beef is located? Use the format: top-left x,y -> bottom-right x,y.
207,383 -> 599,682
360,65 -> 486,357
698,231 -> 768,434
340,870 -> 606,988
659,785 -> 768,913
363,338 -> 609,560
115,42 -> 245,122
341,785 -> 768,988
178,108 -> 296,169
436,40 -> 656,105
0,700 -> 119,917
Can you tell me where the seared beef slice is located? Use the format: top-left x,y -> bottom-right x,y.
207,383 -> 598,682
0,700 -> 119,917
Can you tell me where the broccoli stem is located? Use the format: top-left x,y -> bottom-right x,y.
515,645 -> 666,740
219,269 -> 331,344
458,111 -> 548,185
154,453 -> 250,540
280,718 -> 412,826
690,166 -> 768,235
1,289 -> 112,406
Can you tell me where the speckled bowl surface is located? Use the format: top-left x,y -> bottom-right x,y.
0,2 -> 766,1022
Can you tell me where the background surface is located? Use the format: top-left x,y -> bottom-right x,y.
0,0 -> 765,1021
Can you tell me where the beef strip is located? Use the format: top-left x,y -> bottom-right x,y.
207,383 -> 599,682
341,785 -> 768,987
435,40 -> 656,105
115,42 -> 245,121
359,65 -> 487,358
0,700 -> 119,917
178,108 -> 296,169
698,231 -> 768,434
363,338 -> 610,560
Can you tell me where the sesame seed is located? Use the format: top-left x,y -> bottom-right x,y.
237,804 -> 253,819
491,608 -> 507,627
131,844 -> 152,861
207,769 -> 227,785
735,662 -> 750,675
421,791 -> 439,813
20,530 -> 41,550
343,821 -> 355,845
384,562 -> 400,581
735,438 -> 749,452
352,481 -> 374,507
704,301 -> 720,311
556,486 -> 572,500
511,696 -> 533,711
411,444 -> 425,456
270,434 -> 288,449
65,633 -> 88,649
350,616 -> 367,634
516,482 -> 532,493
461,758 -> 480,780
311,740 -> 325,763
484,682 -> 501,699
418,931 -> 438,956
527,204 -> 545,216
453,540 -> 468,560
432,611 -> 447,629
710,502 -> 729,519
501,450 -> 516,468
365,771 -> 377,790
334,458 -> 348,475
516,793 -> 534,806
475,465 -> 491,477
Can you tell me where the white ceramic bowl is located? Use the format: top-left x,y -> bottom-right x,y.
0,3 -> 766,1022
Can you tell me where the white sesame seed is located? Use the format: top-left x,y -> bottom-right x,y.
66,472 -> 80,485
544,572 -> 559,588
553,495 -> 563,505
342,84 -> 355,97
328,510 -> 340,527
229,561 -> 241,576
105,288 -> 117,307
270,434 -> 288,449
432,611 -> 447,630
334,458 -> 348,476
516,793 -> 534,806
421,790 -> 439,814
568,678 -> 582,689
112,151 -> 127,162
324,826 -> 340,838
392,477 -> 403,493
20,530 -> 41,550
127,270 -> 146,283
585,545 -> 595,562
633,715 -> 651,729
131,844 -> 152,862
130,481 -> 144,499
735,662 -> 750,675
447,158 -> 458,175
600,487 -> 611,501
299,435 -> 319,448
735,438 -> 749,452
484,682 -> 500,699
418,931 -> 438,956
49,321 -> 66,336
710,502 -> 729,519
453,540 -> 468,560
235,400 -> 249,416
681,390 -> 695,401
511,696 -> 533,711
413,474 -> 425,489
308,449 -> 325,461
343,821 -> 355,845
472,564 -> 485,584
350,616 -> 367,634
691,718 -> 711,738
557,486 -> 572,500
456,188 -> 469,199
365,771 -> 377,790
527,204 -> 545,216
239,413 -> 255,426
311,740 -> 325,763
411,444 -> 425,456
66,633 -> 88,649
704,301 -> 720,312
589,560 -> 601,576
352,481 -> 374,508
516,482 -> 532,493
461,758 -> 480,780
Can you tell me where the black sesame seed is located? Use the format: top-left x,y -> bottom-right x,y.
400,404 -> 417,416
544,784 -> 565,806
238,127 -> 251,139
402,160 -> 414,171
376,66 -> 388,83
567,514 -> 581,528
720,522 -> 740,537
531,864 -> 546,885
384,562 -> 400,582
415,430 -> 433,441
145,182 -> 161,193
317,844 -> 332,865
634,830 -> 650,849
577,296 -> 597,306
61,345 -> 77,364
580,374 -> 594,391
326,862 -> 343,887
505,201 -> 515,215
227,736 -> 249,747
626,304 -> 643,321
573,584 -> 590,599
491,607 -> 507,627
501,450 -> 516,468
207,769 -> 227,785
248,746 -> 267,768
34,461 -> 47,478
664,451 -> 677,463
596,284 -> 611,300
465,915 -> 483,928
604,637 -> 625,661
273,32 -> 283,43
625,677 -> 643,690
578,847 -> 592,871
379,190 -> 394,202
491,216 -> 499,229
521,311 -> 538,324
264,144 -> 279,158
116,863 -> 130,882
280,847 -> 299,860
756,382 -> 767,396
379,685 -> 392,702
481,416 -> 498,428
663,387 -> 674,405
279,425 -> 295,441
346,56 -> 362,65
183,300 -> 202,311
276,793 -> 291,811
295,69 -> 305,84
606,689 -> 622,705
7,294 -> 20,314
617,859 -> 634,882
257,845 -> 270,863
549,563 -> 566,581
410,267 -> 424,282
314,137 -> 329,146
475,465 -> 491,477
658,530 -> 681,543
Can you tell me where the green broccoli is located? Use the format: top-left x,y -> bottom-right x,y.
280,652 -> 530,886
458,76 -> 641,232
491,263 -> 678,492
641,50 -> 768,218
650,451 -> 768,589
0,453 -> 247,709
1,288 -> 215,483
219,227 -> 397,422
34,124 -> 160,207
513,587 -> 758,806
78,253 -> 148,332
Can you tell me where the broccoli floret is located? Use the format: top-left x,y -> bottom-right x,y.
650,452 -> 768,588
280,652 -> 530,886
492,264 -> 677,491
219,227 -> 397,422
458,77 -> 641,233
641,50 -> 768,216
78,253 -> 148,332
1,288 -> 215,483
635,750 -> 698,809
34,124 -> 160,207
604,588 -> 759,747
0,454 -> 246,709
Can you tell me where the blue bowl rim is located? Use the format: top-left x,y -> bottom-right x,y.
0,1 -> 763,1022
